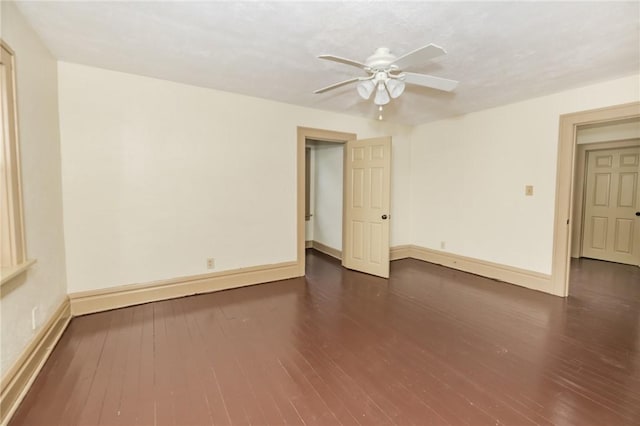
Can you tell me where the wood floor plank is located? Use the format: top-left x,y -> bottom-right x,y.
75,304 -> 131,426
210,294 -> 305,426
175,297 -> 236,426
95,307 -> 137,425
186,293 -> 254,425
152,300 -> 179,426
106,304 -> 150,426
164,298 -> 214,425
9,252 -> 640,426
47,310 -> 114,424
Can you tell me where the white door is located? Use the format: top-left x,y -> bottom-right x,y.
342,137 -> 391,278
582,146 -> 640,265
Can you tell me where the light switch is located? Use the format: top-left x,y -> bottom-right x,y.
525,185 -> 534,196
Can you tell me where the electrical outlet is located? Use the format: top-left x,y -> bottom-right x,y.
440,241 -> 446,250
206,258 -> 215,269
31,306 -> 38,330
525,185 -> 534,196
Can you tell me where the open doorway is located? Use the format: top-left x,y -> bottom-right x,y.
552,102 -> 640,296
296,127 -> 393,278
305,138 -> 345,260
571,118 -> 640,265
296,127 -> 355,276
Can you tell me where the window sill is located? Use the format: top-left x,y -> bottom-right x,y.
1,259 -> 37,287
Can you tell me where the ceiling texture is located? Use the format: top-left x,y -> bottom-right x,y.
14,1 -> 640,125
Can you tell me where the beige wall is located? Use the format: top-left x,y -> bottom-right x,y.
57,62 -> 413,293
0,2 -> 68,377
57,60 -> 639,295
410,74 -> 639,275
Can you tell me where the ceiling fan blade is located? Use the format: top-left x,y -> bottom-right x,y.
318,55 -> 368,69
402,72 -> 459,92
391,44 -> 447,70
313,77 -> 361,94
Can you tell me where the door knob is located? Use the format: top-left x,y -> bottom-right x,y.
381,214 -> 388,220
636,212 -> 640,217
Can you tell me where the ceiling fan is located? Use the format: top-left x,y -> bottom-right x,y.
314,44 -> 458,116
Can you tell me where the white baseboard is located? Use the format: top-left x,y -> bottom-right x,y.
408,245 -> 552,293
1,298 -> 71,426
69,261 -> 299,316
307,243 -> 549,293
307,243 -> 550,294
390,245 -> 412,260
310,242 -> 412,263
309,241 -> 342,260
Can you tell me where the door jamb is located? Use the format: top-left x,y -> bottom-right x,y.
297,127 -> 356,276
551,102 -> 640,296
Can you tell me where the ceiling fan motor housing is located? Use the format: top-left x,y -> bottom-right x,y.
365,47 -> 398,71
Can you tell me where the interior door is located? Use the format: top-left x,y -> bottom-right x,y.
342,136 -> 391,278
582,146 -> 640,265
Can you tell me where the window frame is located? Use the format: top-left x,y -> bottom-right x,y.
1,40 -> 33,287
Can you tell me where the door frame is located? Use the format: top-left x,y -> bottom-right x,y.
551,101 -> 640,296
571,139 -> 640,259
297,127 -> 356,276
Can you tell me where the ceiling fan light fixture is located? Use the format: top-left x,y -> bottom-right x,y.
374,82 -> 390,105
356,80 -> 375,100
314,44 -> 459,116
386,78 -> 405,99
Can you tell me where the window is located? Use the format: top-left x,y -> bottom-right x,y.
1,41 -> 31,285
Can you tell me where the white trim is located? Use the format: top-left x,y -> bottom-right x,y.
404,245 -> 553,294
310,241 -> 342,260
552,102 -> 640,296
69,261 -> 299,316
390,245 -> 412,260
0,41 -> 28,275
297,127 -> 357,277
0,259 -> 36,287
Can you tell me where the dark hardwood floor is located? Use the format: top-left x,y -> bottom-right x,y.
10,250 -> 640,425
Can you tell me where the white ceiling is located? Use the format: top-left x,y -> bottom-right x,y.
14,1 -> 640,125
